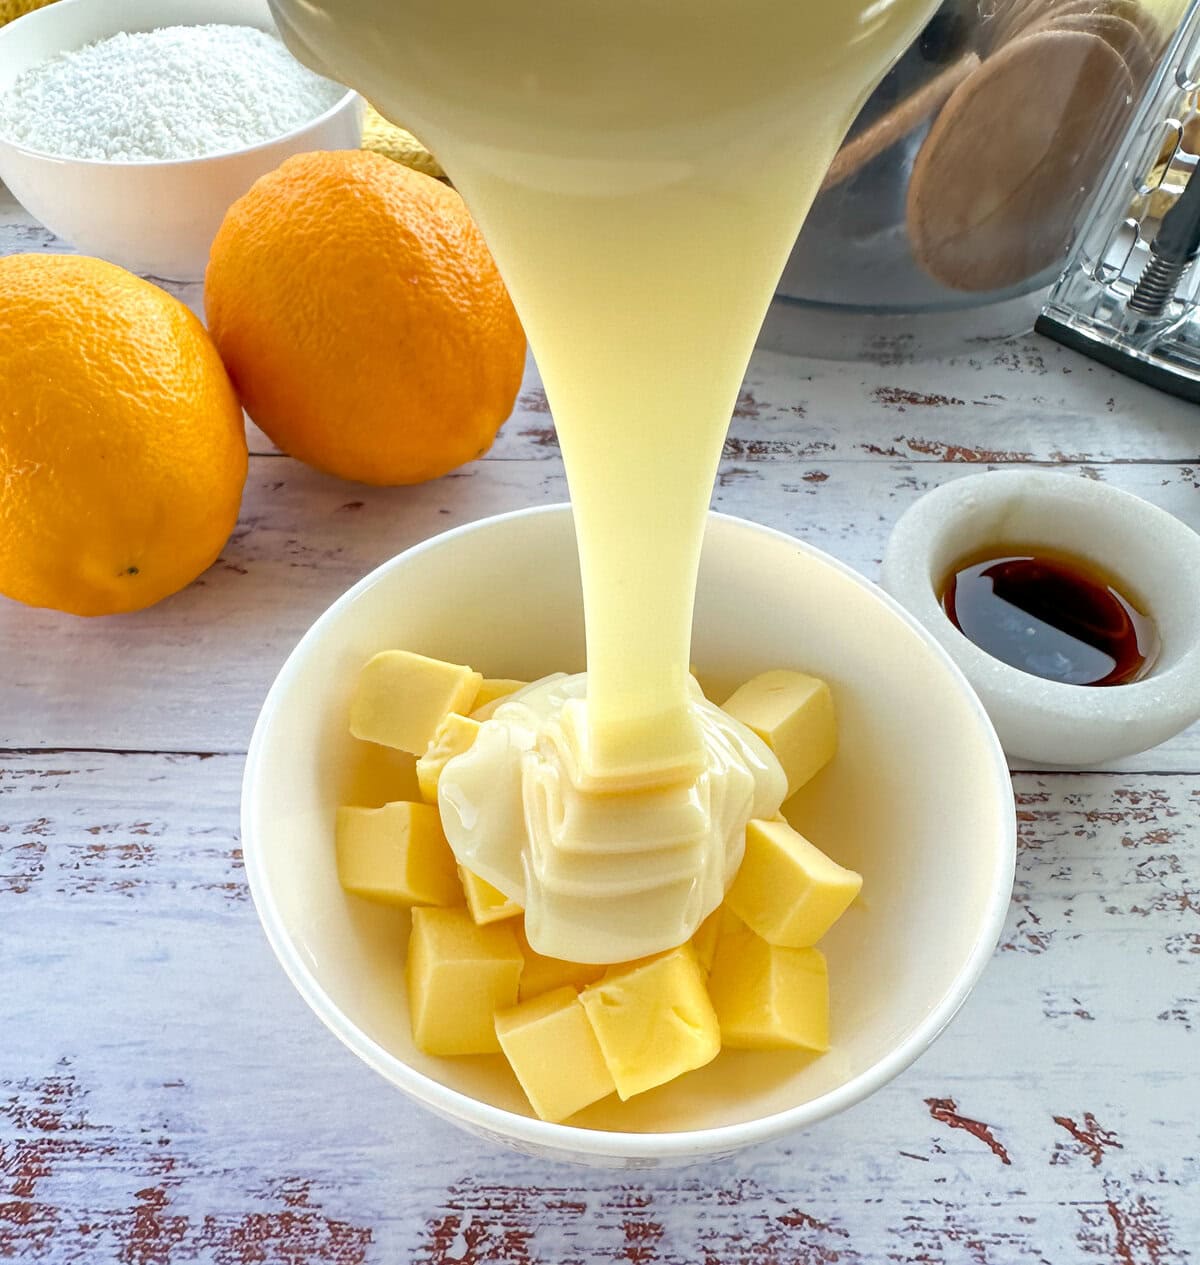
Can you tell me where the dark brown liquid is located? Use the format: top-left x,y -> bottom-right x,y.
940,548 -> 1158,687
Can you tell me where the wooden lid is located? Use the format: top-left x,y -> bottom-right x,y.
823,53 -> 981,191
1033,11 -> 1154,84
907,28 -> 1134,292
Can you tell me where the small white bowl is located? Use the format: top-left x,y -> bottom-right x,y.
0,0 -> 362,280
881,470 -> 1200,767
241,506 -> 1015,1167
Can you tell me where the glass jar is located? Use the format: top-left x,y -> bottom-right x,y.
777,0 -> 1193,326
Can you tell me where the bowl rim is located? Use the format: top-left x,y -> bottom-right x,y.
241,503 -> 1017,1161
0,0 -> 360,169
881,469 -> 1200,724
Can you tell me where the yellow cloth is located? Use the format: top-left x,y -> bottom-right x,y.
0,0 -> 57,24
361,105 -> 446,180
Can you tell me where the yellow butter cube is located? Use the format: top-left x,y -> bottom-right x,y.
515,923 -> 606,1000
406,907 -> 523,1055
336,801 -> 461,907
580,946 -> 720,1100
720,904 -> 748,937
416,713 -> 483,803
495,987 -> 616,1122
722,669 -> 836,796
460,867 -> 523,925
707,922 -> 829,1052
690,908 -> 723,975
350,651 -> 481,755
470,678 -> 528,722
472,678 -> 527,711
727,818 -> 862,948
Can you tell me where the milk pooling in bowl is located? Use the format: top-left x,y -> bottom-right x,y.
269,0 -> 937,961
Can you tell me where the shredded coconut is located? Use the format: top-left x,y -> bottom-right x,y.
0,24 -> 347,161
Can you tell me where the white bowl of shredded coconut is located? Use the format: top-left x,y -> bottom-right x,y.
0,0 -> 362,279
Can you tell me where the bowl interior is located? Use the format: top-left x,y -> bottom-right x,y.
918,475 -> 1200,676
245,507 -> 1013,1138
0,0 -> 275,95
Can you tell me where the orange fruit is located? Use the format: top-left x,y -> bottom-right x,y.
205,150 -> 526,486
0,254 -> 247,617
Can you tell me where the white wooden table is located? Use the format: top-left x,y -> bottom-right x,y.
3,186 -> 1199,1264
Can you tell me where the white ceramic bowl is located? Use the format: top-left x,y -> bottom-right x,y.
0,0 -> 362,280
242,506 -> 1016,1167
881,470 -> 1200,767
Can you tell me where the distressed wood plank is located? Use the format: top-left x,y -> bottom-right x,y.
2,456 -> 1197,769
4,170 -> 1200,1265
1,753 -> 1196,1262
500,344 -> 1200,468
4,189 -> 1198,469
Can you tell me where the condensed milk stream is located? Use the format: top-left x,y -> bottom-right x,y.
270,0 -> 937,961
